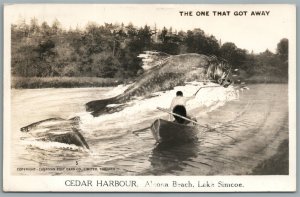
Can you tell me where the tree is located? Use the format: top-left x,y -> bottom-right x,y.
13,18 -> 288,81
204,35 -> 220,55
276,38 -> 289,77
184,29 -> 219,55
220,42 -> 237,60
51,19 -> 62,35
220,42 -> 246,69
158,27 -> 168,43
185,29 -> 205,53
29,18 -> 40,35
276,38 -> 288,61
155,27 -> 181,54
40,21 -> 52,36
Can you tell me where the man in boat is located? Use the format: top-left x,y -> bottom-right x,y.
169,91 -> 196,124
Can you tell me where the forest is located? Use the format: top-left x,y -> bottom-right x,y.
11,19 -> 288,88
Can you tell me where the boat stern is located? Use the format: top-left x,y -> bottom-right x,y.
150,119 -> 161,143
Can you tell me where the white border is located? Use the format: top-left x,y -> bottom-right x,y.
3,4 -> 297,192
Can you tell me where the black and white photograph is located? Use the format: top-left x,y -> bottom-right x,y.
3,4 -> 296,192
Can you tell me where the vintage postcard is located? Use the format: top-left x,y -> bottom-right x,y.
3,4 -> 296,192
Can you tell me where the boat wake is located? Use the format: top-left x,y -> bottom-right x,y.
20,139 -> 87,152
16,81 -> 240,155
79,82 -> 239,134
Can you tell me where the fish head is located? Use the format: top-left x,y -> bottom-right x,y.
20,126 -> 29,132
207,60 -> 233,88
218,68 -> 233,88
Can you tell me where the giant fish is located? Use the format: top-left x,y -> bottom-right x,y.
86,53 -> 232,117
18,52 -> 232,148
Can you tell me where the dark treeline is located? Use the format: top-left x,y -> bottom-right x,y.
12,19 -> 288,81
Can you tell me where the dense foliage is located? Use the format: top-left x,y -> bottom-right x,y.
11,19 -> 288,81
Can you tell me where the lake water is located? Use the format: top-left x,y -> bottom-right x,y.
10,84 -> 288,175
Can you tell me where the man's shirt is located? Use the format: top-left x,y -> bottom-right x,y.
169,95 -> 195,120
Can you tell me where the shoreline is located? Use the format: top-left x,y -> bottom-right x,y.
11,77 -> 123,89
12,76 -> 288,89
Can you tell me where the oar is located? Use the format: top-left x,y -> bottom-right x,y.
157,107 -> 208,129
193,85 -> 220,96
193,86 -> 202,96
132,126 -> 151,134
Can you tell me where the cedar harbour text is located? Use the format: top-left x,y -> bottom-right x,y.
65,180 -> 138,187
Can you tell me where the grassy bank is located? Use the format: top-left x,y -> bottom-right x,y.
12,74 -> 288,89
243,75 -> 288,84
12,77 -> 123,89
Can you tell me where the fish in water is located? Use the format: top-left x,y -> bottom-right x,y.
86,53 -> 233,117
20,117 -> 89,149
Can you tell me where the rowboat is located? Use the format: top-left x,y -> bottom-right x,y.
150,119 -> 198,144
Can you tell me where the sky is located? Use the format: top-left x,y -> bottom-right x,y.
5,4 -> 295,53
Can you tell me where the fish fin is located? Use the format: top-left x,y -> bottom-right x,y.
85,97 -> 117,116
138,51 -> 170,71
